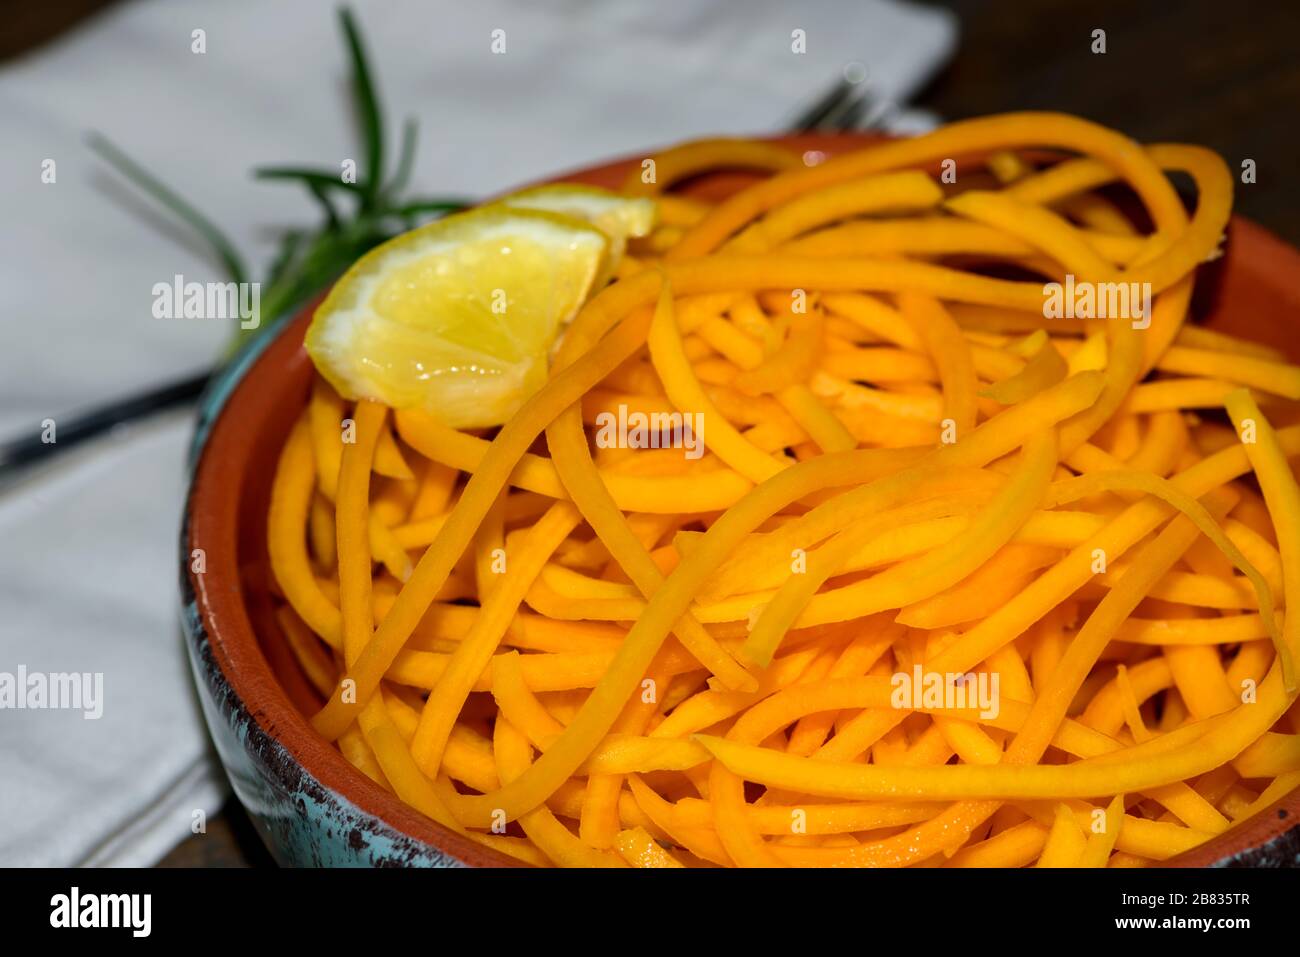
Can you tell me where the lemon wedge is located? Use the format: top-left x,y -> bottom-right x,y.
493,184 -> 656,284
305,207 -> 608,429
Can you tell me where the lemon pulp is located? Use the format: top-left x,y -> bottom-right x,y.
305,207 -> 609,429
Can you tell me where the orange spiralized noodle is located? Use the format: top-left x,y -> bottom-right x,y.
266,113 -> 1300,867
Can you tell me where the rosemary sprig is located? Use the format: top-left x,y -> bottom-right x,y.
87,5 -> 469,355
252,167 -> 362,195
84,132 -> 250,287
340,6 -> 384,212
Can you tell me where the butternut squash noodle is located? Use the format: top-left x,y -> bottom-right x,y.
266,112 -> 1300,867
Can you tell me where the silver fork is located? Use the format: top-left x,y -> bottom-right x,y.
788,75 -> 889,133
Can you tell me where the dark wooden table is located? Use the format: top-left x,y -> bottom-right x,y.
912,0 -> 1300,246
9,0 -> 1296,866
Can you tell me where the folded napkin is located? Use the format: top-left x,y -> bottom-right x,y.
0,0 -> 956,865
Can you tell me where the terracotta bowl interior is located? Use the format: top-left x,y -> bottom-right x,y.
187,133 -> 1300,867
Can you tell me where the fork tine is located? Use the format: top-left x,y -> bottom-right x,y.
821,89 -> 870,132
788,78 -> 856,133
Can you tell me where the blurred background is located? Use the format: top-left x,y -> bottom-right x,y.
0,0 -> 1295,867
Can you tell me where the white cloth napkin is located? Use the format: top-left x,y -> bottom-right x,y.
0,0 -> 956,866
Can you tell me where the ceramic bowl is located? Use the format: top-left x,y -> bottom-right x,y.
181,133 -> 1300,867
